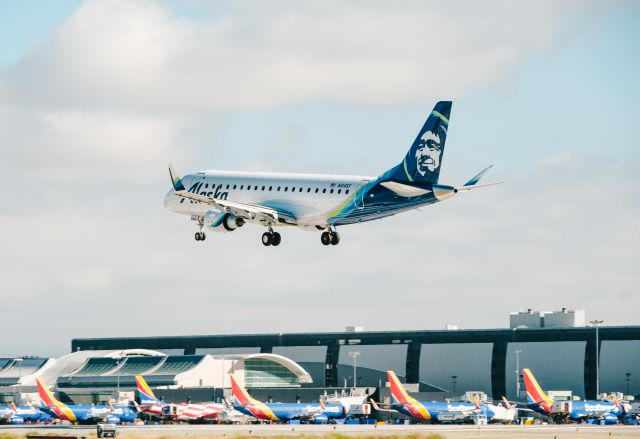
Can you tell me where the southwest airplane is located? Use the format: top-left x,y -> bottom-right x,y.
230,374 -> 343,423
375,371 -> 497,423
135,375 -> 228,422
36,378 -> 138,424
522,368 -> 627,424
165,101 -> 498,246
0,402 -> 49,424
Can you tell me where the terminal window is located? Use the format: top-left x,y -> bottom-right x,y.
244,359 -> 299,388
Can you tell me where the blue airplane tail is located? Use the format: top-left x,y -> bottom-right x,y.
388,101 -> 451,184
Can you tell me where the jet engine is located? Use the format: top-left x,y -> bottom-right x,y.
204,210 -> 245,233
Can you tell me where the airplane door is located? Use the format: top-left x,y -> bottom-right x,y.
355,180 -> 368,209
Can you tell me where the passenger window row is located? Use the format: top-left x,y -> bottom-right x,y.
201,183 -> 349,195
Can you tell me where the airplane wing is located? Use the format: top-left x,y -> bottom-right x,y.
169,165 -> 297,226
175,190 -> 297,226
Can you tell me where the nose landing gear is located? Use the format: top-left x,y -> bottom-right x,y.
194,217 -> 206,242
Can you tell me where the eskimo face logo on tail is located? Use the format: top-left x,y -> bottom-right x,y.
415,131 -> 442,176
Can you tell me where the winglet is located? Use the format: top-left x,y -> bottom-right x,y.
319,399 -> 326,410
10,402 -> 17,411
168,163 -> 186,191
473,395 -> 480,410
501,396 -> 513,410
464,165 -> 494,187
369,398 -> 381,411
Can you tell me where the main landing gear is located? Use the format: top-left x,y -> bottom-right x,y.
321,229 -> 340,246
262,228 -> 281,247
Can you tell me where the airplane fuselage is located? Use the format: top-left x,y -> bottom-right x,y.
164,170 -> 449,228
528,400 -> 622,422
234,401 -> 343,422
394,401 -> 494,423
40,404 -> 138,424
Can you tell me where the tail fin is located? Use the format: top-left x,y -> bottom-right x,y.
522,368 -> 552,411
35,378 -> 76,422
388,101 -> 452,184
36,378 -> 59,408
230,374 -> 254,405
387,370 -> 412,404
136,375 -> 162,405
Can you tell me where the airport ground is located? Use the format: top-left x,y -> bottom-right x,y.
1,424 -> 639,439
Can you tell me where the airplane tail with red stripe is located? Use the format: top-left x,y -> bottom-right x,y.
230,374 -> 254,405
36,378 -> 76,422
522,368 -> 553,413
387,370 -> 410,404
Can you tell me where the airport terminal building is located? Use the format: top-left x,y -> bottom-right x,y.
2,310 -> 639,405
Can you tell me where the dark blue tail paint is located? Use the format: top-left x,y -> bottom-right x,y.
388,101 -> 451,184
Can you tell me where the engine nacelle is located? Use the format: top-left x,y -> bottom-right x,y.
204,210 -> 245,233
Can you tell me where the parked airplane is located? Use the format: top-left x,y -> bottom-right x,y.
230,374 -> 343,423
136,375 -> 228,422
373,371 -> 497,423
36,378 -> 138,424
165,101 -> 498,246
522,368 -> 627,424
0,402 -> 49,424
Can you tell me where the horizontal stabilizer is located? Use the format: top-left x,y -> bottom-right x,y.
456,181 -> 503,192
380,181 -> 432,197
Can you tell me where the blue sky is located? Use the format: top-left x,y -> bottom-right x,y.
0,1 -> 638,357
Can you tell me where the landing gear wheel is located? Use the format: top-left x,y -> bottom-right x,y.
321,232 -> 332,246
271,232 -> 281,246
195,232 -> 206,241
330,232 -> 340,245
262,232 -> 274,246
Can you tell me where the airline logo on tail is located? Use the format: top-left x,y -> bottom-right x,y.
230,374 -> 279,421
386,371 -> 431,420
136,375 -> 162,405
36,378 -> 77,422
522,368 -> 553,413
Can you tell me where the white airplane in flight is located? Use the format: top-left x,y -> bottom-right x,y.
164,101 -> 498,246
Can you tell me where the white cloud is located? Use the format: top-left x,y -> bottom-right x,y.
2,0 -> 606,112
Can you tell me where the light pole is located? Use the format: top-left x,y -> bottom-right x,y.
625,372 -> 631,396
115,357 -> 121,404
590,319 -> 604,398
14,358 -> 23,405
515,350 -> 522,400
451,375 -> 458,397
348,351 -> 360,389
